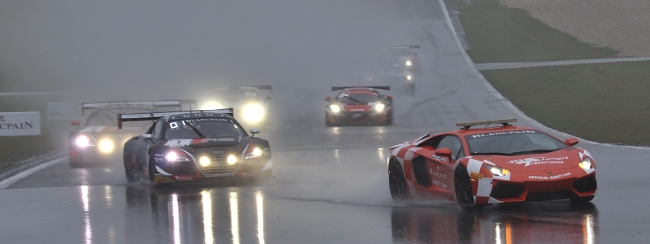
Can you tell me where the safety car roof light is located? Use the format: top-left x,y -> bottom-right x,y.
456,118 -> 517,130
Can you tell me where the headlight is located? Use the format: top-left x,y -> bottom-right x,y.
166,151 -> 190,163
405,60 -> 412,66
199,156 -> 211,166
485,166 -> 510,176
374,103 -> 385,112
579,157 -> 593,170
245,147 -> 263,159
98,139 -> 115,153
74,135 -> 93,148
242,103 -> 265,124
227,154 -> 239,165
329,104 -> 341,113
406,75 -> 412,81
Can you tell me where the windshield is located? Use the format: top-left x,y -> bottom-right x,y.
465,130 -> 568,155
164,118 -> 244,140
337,93 -> 380,103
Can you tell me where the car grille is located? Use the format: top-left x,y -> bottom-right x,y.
490,182 -> 524,199
198,155 -> 239,175
526,190 -> 574,201
573,174 -> 597,192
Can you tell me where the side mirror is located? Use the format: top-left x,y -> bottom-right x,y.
386,95 -> 393,99
250,128 -> 260,137
565,137 -> 579,146
434,148 -> 453,162
325,96 -> 331,102
142,134 -> 152,139
72,120 -> 80,126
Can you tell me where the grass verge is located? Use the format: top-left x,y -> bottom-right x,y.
456,0 -> 650,146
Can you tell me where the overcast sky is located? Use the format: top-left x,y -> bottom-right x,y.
0,0 -> 410,101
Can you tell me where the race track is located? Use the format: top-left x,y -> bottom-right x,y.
1,0 -> 649,243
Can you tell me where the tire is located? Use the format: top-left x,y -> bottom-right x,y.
123,151 -> 135,183
325,113 -> 334,127
454,166 -> 482,209
388,162 -> 408,203
147,157 -> 156,185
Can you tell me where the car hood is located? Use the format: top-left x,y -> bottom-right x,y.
471,148 -> 585,172
165,137 -> 242,148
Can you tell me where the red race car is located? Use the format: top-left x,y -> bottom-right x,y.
387,119 -> 597,209
324,86 -> 393,126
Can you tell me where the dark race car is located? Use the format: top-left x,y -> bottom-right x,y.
68,100 -> 193,168
197,85 -> 271,129
119,108 -> 272,185
324,86 -> 393,126
387,119 -> 597,209
380,45 -> 420,73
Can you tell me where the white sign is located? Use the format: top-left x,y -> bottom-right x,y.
0,112 -> 41,136
47,102 -> 81,120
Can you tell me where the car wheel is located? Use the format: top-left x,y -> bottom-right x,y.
147,159 -> 156,185
388,162 -> 408,203
570,195 -> 595,204
454,166 -> 482,209
123,151 -> 135,183
325,113 -> 334,127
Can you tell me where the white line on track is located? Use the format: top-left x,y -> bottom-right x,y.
0,157 -> 67,189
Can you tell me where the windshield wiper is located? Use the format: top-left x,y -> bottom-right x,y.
511,149 -> 560,155
184,121 -> 206,138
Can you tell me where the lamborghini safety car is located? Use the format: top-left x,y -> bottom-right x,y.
325,86 -> 393,126
387,119 -> 597,209
68,100 -> 192,167
119,108 -> 272,184
198,86 -> 271,128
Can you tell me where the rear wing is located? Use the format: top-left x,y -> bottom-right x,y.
332,86 -> 390,91
212,85 -> 272,93
385,45 -> 420,49
81,100 -> 196,115
456,118 -> 517,130
117,108 -> 234,129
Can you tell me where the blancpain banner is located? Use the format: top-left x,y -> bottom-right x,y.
0,112 -> 41,136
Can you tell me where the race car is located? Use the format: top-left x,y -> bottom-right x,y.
381,45 -> 420,72
119,108 -> 272,185
387,119 -> 597,209
363,59 -> 415,93
325,86 -> 393,126
68,100 -> 193,168
198,86 -> 271,129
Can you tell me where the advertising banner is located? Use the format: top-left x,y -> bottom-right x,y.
47,102 -> 81,121
0,112 -> 41,136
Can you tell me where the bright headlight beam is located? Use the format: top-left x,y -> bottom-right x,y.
405,60 -> 412,66
329,104 -> 341,113
227,155 -> 238,165
485,166 -> 509,176
98,139 -> 115,153
374,103 -> 385,112
199,156 -> 211,166
406,75 -> 412,80
242,103 -> 265,124
75,135 -> 92,148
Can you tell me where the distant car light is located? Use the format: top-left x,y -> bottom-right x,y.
75,135 -> 93,148
242,103 -> 265,124
406,75 -> 412,81
98,139 -> 115,153
405,60 -> 412,66
329,104 -> 341,113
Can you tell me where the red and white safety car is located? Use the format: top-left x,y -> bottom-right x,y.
387,119 -> 597,209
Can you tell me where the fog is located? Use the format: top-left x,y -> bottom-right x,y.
1,0 -> 411,101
